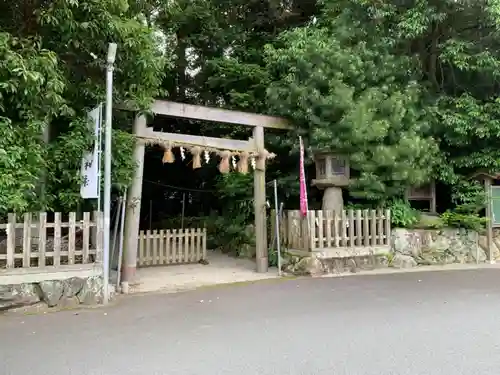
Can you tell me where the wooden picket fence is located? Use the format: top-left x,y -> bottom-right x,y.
274,209 -> 391,256
137,228 -> 207,266
0,212 -> 103,284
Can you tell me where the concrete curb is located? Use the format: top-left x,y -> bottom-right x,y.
315,262 -> 500,279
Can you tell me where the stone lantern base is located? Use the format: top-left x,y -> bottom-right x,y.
322,186 -> 344,212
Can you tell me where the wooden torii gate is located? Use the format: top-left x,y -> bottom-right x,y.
121,100 -> 291,284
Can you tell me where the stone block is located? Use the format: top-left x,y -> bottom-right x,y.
480,235 -> 500,260
392,229 -> 422,257
290,256 -> 325,276
77,276 -> 104,305
0,283 -> 41,310
39,280 -> 64,307
469,247 -> 487,263
63,277 -> 85,298
58,296 -> 80,310
392,253 -> 417,268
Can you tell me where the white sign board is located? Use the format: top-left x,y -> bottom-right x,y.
80,105 -> 102,199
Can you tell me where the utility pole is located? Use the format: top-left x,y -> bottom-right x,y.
103,42 -> 117,304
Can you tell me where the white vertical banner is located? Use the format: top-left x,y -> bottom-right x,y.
80,105 -> 102,199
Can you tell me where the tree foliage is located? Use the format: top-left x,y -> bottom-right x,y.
265,24 -> 438,201
0,0 -> 168,215
3,0 -> 500,218
262,0 -> 500,205
0,34 -> 67,213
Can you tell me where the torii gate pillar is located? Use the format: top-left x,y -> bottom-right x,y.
119,100 -> 291,284
121,115 -> 146,285
253,125 -> 268,272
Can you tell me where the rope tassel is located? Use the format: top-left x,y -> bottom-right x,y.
162,144 -> 175,163
237,151 -> 249,174
191,146 -> 202,169
218,150 -> 231,174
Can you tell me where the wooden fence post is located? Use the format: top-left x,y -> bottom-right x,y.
376,209 -> 382,246
68,212 -> 76,265
370,210 -> 377,246
341,210 -> 347,247
6,213 -> 16,268
385,209 -> 391,246
355,210 -> 362,247
317,210 -> 324,248
82,212 -> 91,263
363,210 -> 370,247
38,212 -> 47,267
202,228 -> 207,260
348,210 -> 355,247
333,211 -> 340,248
309,211 -> 317,251
54,212 -> 62,266
22,213 -> 32,268
325,210 -> 332,248
165,229 -> 172,263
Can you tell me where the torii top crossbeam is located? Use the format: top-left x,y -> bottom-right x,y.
151,100 -> 290,129
136,100 -> 291,153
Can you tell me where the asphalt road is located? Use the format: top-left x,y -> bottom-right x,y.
2,270 -> 500,375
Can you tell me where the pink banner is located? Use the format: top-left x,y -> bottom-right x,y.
299,136 -> 308,217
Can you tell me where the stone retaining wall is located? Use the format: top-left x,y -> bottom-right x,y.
391,228 -> 486,268
283,227 -> 489,275
0,276 -> 107,312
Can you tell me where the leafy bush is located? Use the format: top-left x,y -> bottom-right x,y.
389,199 -> 420,228
414,214 -> 444,229
210,173 -> 255,256
451,181 -> 486,213
440,211 -> 487,232
345,202 -> 376,210
160,216 -> 209,230
208,215 -> 254,255
268,248 -> 279,267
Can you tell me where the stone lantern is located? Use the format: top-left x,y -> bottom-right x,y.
312,152 -> 349,212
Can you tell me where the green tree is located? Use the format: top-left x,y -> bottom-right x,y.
0,34 -> 67,214
0,0 -> 168,214
263,0 -> 500,207
148,0 -> 319,213
264,13 -> 439,202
